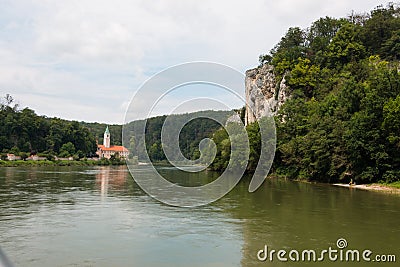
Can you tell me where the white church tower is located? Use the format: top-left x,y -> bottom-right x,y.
103,126 -> 111,148
97,125 -> 129,159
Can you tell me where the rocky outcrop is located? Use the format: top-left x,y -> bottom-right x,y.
244,64 -> 289,125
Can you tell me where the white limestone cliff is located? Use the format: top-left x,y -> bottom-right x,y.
244,64 -> 289,125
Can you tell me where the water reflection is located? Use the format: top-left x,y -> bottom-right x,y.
95,166 -> 127,197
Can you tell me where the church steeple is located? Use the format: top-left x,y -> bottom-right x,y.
103,126 -> 111,148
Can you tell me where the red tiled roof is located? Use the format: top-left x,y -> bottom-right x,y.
97,145 -> 129,152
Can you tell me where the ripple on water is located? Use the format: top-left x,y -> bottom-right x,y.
0,166 -> 399,267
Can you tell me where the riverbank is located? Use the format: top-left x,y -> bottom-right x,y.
0,159 -> 126,167
332,183 -> 400,194
268,174 -> 400,194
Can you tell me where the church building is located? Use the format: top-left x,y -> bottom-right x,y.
97,126 -> 129,159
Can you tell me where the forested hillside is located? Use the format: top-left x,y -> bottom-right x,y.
212,3 -> 400,184
0,94 -> 231,162
0,94 -> 97,159
123,110 -> 231,162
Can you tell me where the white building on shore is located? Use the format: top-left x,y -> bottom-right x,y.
96,126 -> 129,159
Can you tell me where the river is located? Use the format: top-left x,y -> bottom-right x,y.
0,165 -> 399,266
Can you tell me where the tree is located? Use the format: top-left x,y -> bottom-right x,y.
381,29 -> 400,60
209,127 -> 229,171
246,122 -> 261,171
361,3 -> 400,57
267,27 -> 306,74
307,16 -> 346,64
287,58 -> 320,97
59,142 -> 76,157
0,94 -> 18,111
383,95 -> 400,147
326,23 -> 366,67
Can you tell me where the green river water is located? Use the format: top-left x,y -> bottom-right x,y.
0,165 -> 399,266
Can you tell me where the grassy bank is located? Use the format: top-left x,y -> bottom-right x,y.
379,181 -> 400,189
0,159 -> 126,167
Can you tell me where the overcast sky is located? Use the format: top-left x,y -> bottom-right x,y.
0,0 -> 387,123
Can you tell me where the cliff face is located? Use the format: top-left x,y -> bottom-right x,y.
244,64 -> 289,125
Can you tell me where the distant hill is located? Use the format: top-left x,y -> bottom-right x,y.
122,110 -> 233,161
0,96 -> 232,161
0,94 -> 97,158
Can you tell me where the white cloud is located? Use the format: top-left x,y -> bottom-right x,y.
0,0 -> 387,123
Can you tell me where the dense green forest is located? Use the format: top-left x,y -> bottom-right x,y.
0,94 -> 97,159
211,3 -> 400,184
